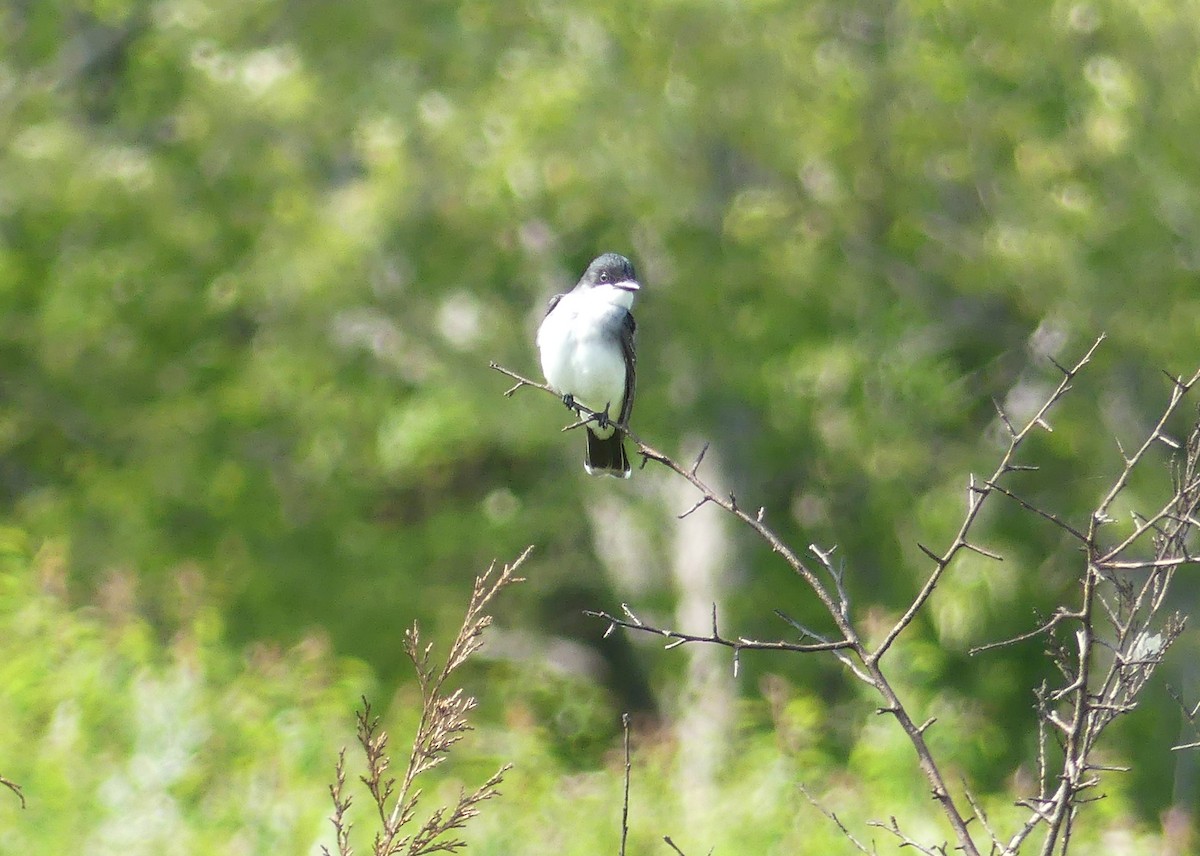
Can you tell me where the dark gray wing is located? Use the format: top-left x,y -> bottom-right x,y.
544,293 -> 564,316
618,310 -> 636,426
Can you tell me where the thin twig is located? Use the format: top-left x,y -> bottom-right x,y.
620,713 -> 631,856
984,482 -> 1090,544
0,775 -> 24,810
583,607 -> 855,654
872,335 -> 1105,665
798,783 -> 872,854
961,778 -> 1001,854
867,816 -> 946,855
968,609 -> 1078,656
663,836 -> 688,855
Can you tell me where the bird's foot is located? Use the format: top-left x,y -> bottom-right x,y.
561,393 -> 576,411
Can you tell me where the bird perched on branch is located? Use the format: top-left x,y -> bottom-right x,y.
536,253 -> 639,477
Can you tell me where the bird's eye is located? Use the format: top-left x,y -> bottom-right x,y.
599,272 -> 609,282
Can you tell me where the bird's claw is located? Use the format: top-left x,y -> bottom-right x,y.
560,394 -> 613,429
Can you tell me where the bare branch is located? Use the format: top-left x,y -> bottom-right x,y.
962,541 -> 1005,562
663,837 -> 688,856
0,775 -> 24,811
917,542 -> 945,565
1092,367 -> 1200,526
983,482 -> 1090,545
773,609 -> 833,645
492,340 -> 1200,856
993,397 -> 1016,436
867,816 -> 946,855
677,496 -> 711,520
872,336 -> 1105,667
961,778 -> 1002,854
993,369 -> 1200,854
493,359 -> 983,853
582,606 -> 855,654
798,783 -> 872,854
969,609 -> 1077,656
489,363 -> 542,396
620,714 -> 632,856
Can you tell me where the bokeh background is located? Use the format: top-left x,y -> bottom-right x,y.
2,0 -> 1200,852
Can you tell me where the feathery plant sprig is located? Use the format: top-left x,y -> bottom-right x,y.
324,547 -> 531,856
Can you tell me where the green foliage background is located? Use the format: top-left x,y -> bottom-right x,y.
2,0 -> 1199,851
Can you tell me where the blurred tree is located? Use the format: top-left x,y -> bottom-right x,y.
2,0 -> 1199,832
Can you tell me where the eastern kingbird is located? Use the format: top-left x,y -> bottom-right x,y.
536,253 -> 639,477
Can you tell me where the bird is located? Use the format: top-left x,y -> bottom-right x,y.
536,253 -> 639,477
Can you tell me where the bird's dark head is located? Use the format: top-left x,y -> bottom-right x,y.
579,253 -> 639,292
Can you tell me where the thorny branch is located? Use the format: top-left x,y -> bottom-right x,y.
998,364 -> 1200,856
492,341 -> 1200,854
584,601 -> 855,680
867,815 -> 947,855
492,360 -> 979,850
872,335 -> 1106,664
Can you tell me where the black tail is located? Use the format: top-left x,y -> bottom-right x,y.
585,429 -> 631,478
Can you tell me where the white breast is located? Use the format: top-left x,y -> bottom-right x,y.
536,285 -> 631,430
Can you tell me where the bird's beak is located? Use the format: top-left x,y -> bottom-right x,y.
615,280 -> 640,292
